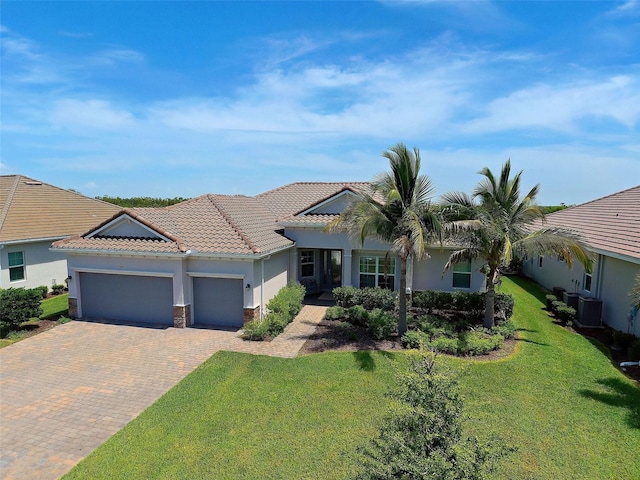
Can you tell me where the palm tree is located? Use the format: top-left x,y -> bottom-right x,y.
325,143 -> 442,336
441,160 -> 592,328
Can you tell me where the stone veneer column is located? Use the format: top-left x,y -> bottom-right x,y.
243,306 -> 260,324
173,304 -> 192,328
68,298 -> 78,319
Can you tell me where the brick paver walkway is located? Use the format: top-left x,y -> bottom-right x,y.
0,305 -> 326,480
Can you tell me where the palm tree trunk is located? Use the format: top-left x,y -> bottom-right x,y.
398,256 -> 408,337
484,269 -> 496,328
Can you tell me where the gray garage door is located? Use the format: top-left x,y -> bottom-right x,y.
80,273 -> 174,325
193,277 -> 244,328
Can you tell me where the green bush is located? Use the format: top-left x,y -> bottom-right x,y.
366,309 -> 397,340
348,305 -> 370,326
51,284 -> 66,295
458,331 -> 504,356
492,319 -> 516,339
240,319 -> 269,341
35,285 -> 49,299
551,300 -> 565,316
356,352 -> 513,479
401,330 -> 431,349
324,305 -> 346,320
0,288 -> 43,331
412,290 -> 514,320
545,294 -> 558,310
265,312 -> 290,337
267,281 -> 305,318
556,305 -> 576,325
494,293 -> 515,320
627,340 -> 640,362
333,286 -> 358,308
429,336 -> 459,355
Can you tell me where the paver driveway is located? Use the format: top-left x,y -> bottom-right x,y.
0,305 -> 326,480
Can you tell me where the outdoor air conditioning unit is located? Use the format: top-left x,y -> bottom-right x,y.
563,292 -> 580,309
577,296 -> 602,327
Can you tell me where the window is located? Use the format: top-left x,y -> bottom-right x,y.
538,256 -> 543,268
452,261 -> 471,289
359,256 -> 395,290
300,250 -> 315,278
8,251 -> 25,282
583,272 -> 592,292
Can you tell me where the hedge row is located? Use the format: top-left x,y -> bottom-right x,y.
241,282 -> 306,341
412,290 -> 514,320
333,286 -> 397,311
1,288 -> 43,331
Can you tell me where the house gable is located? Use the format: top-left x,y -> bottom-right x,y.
297,189 -> 359,216
87,214 -> 170,241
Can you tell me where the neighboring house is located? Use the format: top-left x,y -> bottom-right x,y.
0,175 -> 120,291
53,182 -> 485,329
523,185 -> 640,336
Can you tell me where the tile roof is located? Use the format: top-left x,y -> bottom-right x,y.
53,194 -> 294,256
534,185 -> 640,260
0,175 -> 120,243
256,182 -> 372,219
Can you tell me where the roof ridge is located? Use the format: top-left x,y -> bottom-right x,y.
206,194 -> 260,254
256,181 -> 368,198
0,175 -> 21,233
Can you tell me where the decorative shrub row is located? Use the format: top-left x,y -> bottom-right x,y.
550,300 -> 576,325
241,282 -> 306,341
412,290 -> 514,320
0,288 -> 43,331
323,304 -> 397,340
401,329 -> 506,356
35,285 -> 49,299
333,286 -> 397,311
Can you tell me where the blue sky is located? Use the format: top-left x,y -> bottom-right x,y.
1,1 -> 639,205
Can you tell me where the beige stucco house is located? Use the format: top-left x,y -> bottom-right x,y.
0,175 -> 120,292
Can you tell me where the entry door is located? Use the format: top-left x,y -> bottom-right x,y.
323,250 -> 342,289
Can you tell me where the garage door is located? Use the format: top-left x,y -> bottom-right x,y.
193,277 -> 244,328
80,273 -> 174,325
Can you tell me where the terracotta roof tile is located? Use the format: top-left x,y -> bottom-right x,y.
532,185 -> 640,260
0,175 -> 120,243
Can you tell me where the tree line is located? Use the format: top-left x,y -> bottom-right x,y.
95,196 -> 190,208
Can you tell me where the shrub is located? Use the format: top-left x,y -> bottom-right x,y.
545,294 -> 558,310
556,305 -> 576,325
324,305 -> 346,320
551,300 -> 565,316
458,331 -> 504,356
613,331 -> 636,351
356,352 -> 513,480
35,285 -> 49,299
265,312 -> 290,337
492,319 -> 516,339
429,336 -> 459,355
57,316 -> 72,325
495,293 -> 515,320
366,308 -> 397,340
51,284 -> 66,295
627,340 -> 640,362
267,281 -> 305,319
451,291 -> 484,316
348,305 -> 370,326
333,286 -> 358,308
0,288 -> 43,331
241,319 -> 270,341
357,287 -> 396,311
401,330 -> 431,349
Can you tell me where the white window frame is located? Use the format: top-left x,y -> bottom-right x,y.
8,251 -> 25,282
452,261 -> 472,289
359,255 -> 395,290
583,272 -> 592,293
300,250 -> 315,278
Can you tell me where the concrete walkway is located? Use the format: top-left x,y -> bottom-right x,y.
0,305 -> 326,480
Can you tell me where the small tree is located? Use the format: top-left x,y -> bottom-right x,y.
0,288 -> 43,332
356,351 -> 513,479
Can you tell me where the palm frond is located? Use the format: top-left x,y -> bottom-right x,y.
515,227 -> 593,271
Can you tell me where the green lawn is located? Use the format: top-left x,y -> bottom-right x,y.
65,278 -> 639,479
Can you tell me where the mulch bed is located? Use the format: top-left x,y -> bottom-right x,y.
13,319 -> 59,339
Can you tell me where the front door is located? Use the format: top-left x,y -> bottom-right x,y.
323,250 -> 342,290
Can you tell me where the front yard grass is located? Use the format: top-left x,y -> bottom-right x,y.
64,278 -> 639,479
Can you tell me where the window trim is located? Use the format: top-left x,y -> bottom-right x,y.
452,261 -> 472,289
359,255 -> 396,290
583,272 -> 592,292
300,249 -> 315,278
8,251 -> 26,282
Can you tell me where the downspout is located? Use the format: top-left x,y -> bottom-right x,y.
261,255 -> 272,320
595,254 -> 604,299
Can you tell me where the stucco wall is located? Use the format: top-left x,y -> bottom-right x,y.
257,250 -> 290,314
0,240 -> 67,291
522,253 -> 596,296
598,256 -> 640,336
411,248 -> 485,293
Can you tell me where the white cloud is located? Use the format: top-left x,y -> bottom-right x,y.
606,0 -> 640,17
50,99 -> 135,130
